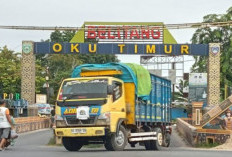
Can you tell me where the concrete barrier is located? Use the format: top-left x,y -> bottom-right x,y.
14,117 -> 51,133
177,118 -> 231,146
177,118 -> 197,146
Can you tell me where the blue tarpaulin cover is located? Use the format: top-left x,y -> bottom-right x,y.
72,63 -> 152,98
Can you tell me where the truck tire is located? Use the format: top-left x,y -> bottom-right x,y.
144,126 -> 152,150
144,140 -> 151,150
163,133 -> 171,147
149,127 -> 163,151
62,137 -> 83,151
104,141 -> 113,151
104,125 -> 127,151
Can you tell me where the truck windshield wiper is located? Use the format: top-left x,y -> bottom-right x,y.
62,94 -> 80,103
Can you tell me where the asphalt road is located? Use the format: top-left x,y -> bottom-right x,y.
1,129 -> 231,157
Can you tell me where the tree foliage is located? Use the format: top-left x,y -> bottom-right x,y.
173,79 -> 188,103
0,46 -> 21,95
191,7 -> 232,99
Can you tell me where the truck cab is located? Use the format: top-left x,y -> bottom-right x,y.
55,75 -> 128,151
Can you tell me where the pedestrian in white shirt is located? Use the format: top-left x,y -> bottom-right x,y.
0,100 -> 13,151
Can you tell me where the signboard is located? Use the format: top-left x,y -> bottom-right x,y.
85,25 -> 163,43
1,93 -> 20,100
36,94 -> 47,104
189,73 -> 207,86
70,22 -> 177,44
189,73 -> 207,104
34,42 -> 209,56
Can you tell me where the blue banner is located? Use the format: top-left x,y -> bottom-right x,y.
61,106 -> 101,117
34,42 -> 209,56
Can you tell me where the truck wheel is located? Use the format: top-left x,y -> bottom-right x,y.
144,126 -> 152,150
104,125 -> 127,151
163,133 -> 171,147
62,137 -> 83,151
144,140 -> 151,150
149,127 -> 163,151
104,140 -> 113,151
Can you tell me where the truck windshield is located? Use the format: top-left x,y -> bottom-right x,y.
60,79 -> 108,100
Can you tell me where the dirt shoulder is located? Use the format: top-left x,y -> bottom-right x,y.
212,134 -> 232,151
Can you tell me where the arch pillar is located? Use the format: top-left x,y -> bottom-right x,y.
21,41 -> 35,105
207,43 -> 221,107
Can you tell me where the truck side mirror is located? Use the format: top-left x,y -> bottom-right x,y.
107,85 -> 114,95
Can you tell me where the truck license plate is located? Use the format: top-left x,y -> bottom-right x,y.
71,128 -> 87,134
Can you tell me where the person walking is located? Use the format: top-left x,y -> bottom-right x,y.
0,100 -> 13,151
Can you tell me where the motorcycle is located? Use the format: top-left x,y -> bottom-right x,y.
0,130 -> 18,148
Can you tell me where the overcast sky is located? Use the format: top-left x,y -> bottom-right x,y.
0,0 -> 231,72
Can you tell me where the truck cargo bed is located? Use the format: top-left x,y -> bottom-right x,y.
135,74 -> 171,123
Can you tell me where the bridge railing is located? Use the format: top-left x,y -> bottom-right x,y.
14,117 -> 51,133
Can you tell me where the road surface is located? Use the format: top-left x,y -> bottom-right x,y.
1,128 -> 231,157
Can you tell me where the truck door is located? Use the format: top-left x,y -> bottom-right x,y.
111,81 -> 125,112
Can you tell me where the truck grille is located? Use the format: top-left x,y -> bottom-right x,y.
65,116 -> 96,125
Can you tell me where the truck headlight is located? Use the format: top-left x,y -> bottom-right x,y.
56,120 -> 67,127
55,115 -> 66,127
98,112 -> 110,125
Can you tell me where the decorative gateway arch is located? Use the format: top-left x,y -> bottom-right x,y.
21,22 -> 220,113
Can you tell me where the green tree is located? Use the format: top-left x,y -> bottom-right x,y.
0,46 -> 21,96
191,6 -> 232,99
174,79 -> 188,102
50,30 -> 76,42
35,59 -> 46,94
0,46 -> 47,99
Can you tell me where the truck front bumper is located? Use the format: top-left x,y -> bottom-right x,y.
55,127 -> 105,137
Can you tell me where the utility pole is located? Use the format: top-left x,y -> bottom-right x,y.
45,66 -> 49,104
172,62 -> 175,102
